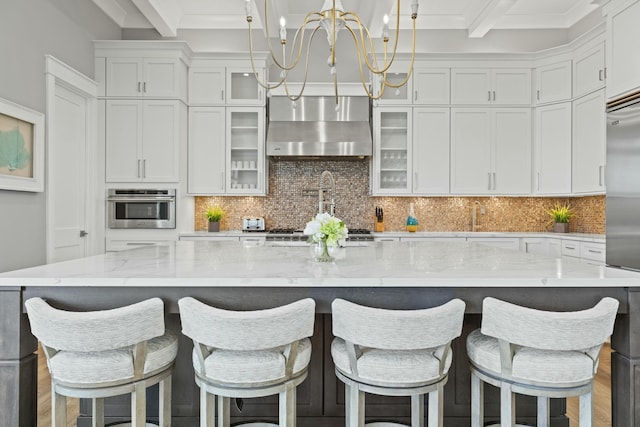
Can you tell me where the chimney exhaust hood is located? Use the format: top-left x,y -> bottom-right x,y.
266,96 -> 372,158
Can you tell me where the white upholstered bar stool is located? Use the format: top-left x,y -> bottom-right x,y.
330,298 -> 466,427
178,297 -> 316,427
25,297 -> 178,427
466,297 -> 619,427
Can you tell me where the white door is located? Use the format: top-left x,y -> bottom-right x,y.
49,85 -> 87,262
45,55 -> 98,263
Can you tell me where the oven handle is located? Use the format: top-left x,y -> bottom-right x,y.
107,196 -> 175,202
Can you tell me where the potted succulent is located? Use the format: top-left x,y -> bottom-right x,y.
205,205 -> 225,232
547,202 -> 574,233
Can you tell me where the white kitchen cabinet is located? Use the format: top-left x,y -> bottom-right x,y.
450,108 -> 531,195
226,107 -> 266,194
106,99 -> 182,183
412,68 -> 450,104
372,61 -> 413,104
534,61 -> 572,104
188,107 -> 226,194
188,67 -> 265,106
572,89 -> 606,194
106,57 -> 186,99
413,108 -> 450,194
521,237 -> 548,255
451,68 -> 531,105
188,67 -> 226,105
372,107 -> 412,194
226,68 -> 266,106
573,41 -> 606,99
533,102 -> 572,195
603,0 -> 640,100
580,242 -> 606,265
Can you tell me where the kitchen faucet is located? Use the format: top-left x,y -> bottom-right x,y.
319,170 -> 336,215
471,201 -> 484,232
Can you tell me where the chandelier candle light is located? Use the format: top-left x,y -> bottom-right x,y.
244,0 -> 419,103
304,213 -> 349,262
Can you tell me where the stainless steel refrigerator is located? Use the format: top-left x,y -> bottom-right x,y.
606,95 -> 640,271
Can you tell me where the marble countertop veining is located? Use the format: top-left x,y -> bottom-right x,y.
0,240 -> 635,288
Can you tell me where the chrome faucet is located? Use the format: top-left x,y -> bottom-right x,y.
471,201 -> 484,232
319,170 -> 336,215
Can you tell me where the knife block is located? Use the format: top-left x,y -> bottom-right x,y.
374,221 -> 384,232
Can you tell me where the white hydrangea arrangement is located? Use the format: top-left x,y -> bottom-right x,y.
303,212 -> 349,248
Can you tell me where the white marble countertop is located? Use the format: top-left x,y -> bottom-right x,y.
1,240 -> 635,288
179,231 -> 605,243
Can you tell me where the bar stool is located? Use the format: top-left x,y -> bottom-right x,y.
178,297 -> 316,427
466,297 -> 619,427
330,298 -> 466,427
25,297 -> 178,427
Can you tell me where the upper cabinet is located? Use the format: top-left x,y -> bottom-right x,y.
534,60 -> 572,105
533,102 -> 572,195
603,0 -> 640,100
450,108 -> 531,195
188,66 -> 225,105
413,108 -> 450,194
572,89 -> 606,194
106,57 -> 187,100
188,63 -> 266,106
372,107 -> 412,194
412,68 -> 450,104
451,68 -> 531,106
106,99 -> 183,183
573,41 -> 606,99
374,65 -> 450,105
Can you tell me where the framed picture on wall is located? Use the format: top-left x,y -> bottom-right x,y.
0,97 -> 45,192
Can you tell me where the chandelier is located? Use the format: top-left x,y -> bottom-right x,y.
244,0 -> 419,102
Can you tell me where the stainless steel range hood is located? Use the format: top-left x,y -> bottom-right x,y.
266,96 -> 372,158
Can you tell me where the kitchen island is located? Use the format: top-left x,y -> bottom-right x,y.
1,240 -> 640,427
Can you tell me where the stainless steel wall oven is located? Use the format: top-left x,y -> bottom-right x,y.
107,189 -> 176,229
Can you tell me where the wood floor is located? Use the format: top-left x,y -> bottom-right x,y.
37,342 -> 612,426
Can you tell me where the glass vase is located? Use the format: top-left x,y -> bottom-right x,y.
315,239 -> 334,262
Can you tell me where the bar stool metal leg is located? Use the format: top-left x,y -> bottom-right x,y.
159,376 -> 172,427
92,398 -> 105,427
579,388 -> 593,427
537,396 -> 549,427
500,382 -> 515,427
53,389 -> 66,427
427,387 -> 442,427
217,395 -> 230,427
199,387 -> 213,427
470,373 -> 483,427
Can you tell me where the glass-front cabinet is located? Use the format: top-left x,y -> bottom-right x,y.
226,68 -> 265,105
373,107 -> 412,194
226,107 -> 265,194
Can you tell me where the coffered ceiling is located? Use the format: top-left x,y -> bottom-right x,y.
92,0 -> 604,39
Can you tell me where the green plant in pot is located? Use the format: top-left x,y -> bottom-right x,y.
547,202 -> 574,233
205,205 -> 225,232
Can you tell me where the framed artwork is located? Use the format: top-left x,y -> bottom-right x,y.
0,97 -> 44,192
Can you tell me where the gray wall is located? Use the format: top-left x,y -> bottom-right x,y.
0,0 -> 120,272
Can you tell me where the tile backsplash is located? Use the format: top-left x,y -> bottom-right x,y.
195,159 -> 605,234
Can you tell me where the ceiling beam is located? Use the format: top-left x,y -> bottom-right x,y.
130,0 -> 181,37
467,0 -> 517,38
91,0 -> 128,27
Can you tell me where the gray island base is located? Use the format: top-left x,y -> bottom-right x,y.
1,240 -> 640,427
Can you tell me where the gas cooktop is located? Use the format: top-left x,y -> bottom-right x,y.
266,228 -> 374,243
